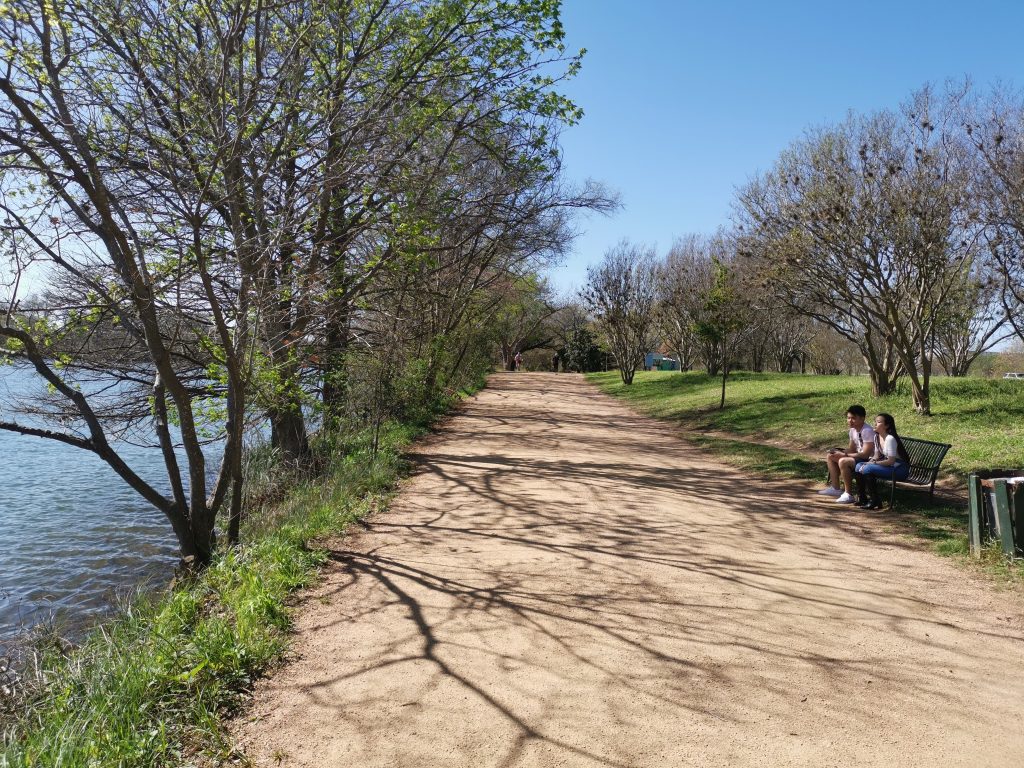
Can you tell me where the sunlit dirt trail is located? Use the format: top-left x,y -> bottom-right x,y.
235,372 -> 1024,767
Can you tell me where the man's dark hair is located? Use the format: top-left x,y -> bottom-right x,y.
847,404 -> 866,418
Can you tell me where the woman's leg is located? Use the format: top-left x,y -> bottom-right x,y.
865,474 -> 880,505
861,464 -> 906,507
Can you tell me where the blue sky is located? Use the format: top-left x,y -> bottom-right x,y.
549,0 -> 1024,296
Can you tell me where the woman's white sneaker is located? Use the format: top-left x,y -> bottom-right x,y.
835,492 -> 855,503
817,487 -> 842,497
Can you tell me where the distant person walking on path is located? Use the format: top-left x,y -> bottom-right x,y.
551,351 -> 560,373
854,413 -> 911,509
514,351 -> 523,371
819,404 -> 875,504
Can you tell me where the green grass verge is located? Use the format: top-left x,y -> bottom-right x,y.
590,370 -> 1024,478
591,371 -> 1024,584
0,385 -> 480,767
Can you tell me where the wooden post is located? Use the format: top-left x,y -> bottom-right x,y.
967,474 -> 983,557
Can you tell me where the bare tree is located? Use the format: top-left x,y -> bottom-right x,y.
737,85 -> 985,413
735,120 -> 904,397
656,236 -> 727,374
932,262 -> 1017,375
805,324 -> 866,374
965,87 -> 1024,344
655,236 -> 706,372
759,304 -> 815,372
582,241 -> 658,385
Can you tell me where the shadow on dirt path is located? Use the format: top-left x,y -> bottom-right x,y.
235,373 -> 1024,768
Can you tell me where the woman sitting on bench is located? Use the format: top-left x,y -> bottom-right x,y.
855,413 -> 911,509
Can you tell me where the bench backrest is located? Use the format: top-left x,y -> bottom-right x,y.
900,436 -> 951,485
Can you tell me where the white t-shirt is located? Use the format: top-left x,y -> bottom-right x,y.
878,434 -> 904,465
850,424 -> 876,454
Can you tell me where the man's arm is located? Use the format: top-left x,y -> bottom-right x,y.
852,437 -> 875,461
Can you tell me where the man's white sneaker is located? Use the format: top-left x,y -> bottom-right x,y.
835,492 -> 855,504
817,487 -> 842,497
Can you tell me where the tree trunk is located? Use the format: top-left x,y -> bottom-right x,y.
225,388 -> 245,548
719,358 -> 728,409
160,503 -> 204,568
911,380 -> 930,415
227,479 -> 243,547
500,343 -> 515,371
321,318 -> 350,426
866,355 -> 899,396
861,332 -> 901,396
620,358 -> 635,384
270,406 -> 310,465
190,512 -> 216,569
910,356 -> 932,415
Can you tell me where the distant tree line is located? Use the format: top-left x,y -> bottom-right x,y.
0,0 -> 611,566
581,83 -> 1024,414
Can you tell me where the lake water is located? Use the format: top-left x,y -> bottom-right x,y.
0,367 -> 187,646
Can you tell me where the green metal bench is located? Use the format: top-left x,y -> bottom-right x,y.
883,436 -> 951,508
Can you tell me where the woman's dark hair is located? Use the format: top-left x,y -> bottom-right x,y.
877,412 -> 910,462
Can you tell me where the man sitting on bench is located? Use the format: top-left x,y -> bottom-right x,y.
819,404 -> 876,504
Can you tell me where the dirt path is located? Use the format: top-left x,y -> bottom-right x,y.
235,373 -> 1024,767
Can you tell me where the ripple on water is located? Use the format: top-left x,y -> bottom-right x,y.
0,484 -> 178,640
0,372 -> 186,643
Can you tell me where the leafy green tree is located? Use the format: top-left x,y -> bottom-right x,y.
491,276 -> 557,370
0,0 -> 262,564
564,325 -> 602,372
0,0 -> 600,566
691,250 -> 752,409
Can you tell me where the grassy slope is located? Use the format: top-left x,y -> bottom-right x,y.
589,370 -> 1024,582
1,385 -> 478,766
590,371 -> 1024,477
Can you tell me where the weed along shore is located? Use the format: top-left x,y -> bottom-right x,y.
590,370 -> 1024,583
0,387 -> 476,767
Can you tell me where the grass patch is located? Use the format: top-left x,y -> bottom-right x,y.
592,370 -> 1024,584
590,370 -> 1024,479
0,386 -> 478,767
687,435 -> 821,481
